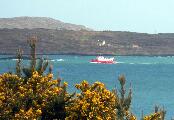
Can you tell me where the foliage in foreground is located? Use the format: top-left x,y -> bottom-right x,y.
0,72 -> 68,119
66,80 -> 117,119
0,37 -> 166,120
0,72 -> 166,120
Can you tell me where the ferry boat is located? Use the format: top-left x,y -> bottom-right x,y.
90,56 -> 116,64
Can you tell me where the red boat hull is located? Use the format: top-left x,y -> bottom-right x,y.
90,59 -> 115,64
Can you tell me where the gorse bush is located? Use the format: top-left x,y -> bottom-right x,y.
0,36 -> 166,120
66,80 -> 116,120
0,71 -> 69,119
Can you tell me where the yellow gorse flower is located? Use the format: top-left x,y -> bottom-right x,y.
0,71 -> 68,119
143,112 -> 164,120
66,81 -> 117,120
64,82 -> 68,87
0,71 -> 165,120
36,109 -> 42,115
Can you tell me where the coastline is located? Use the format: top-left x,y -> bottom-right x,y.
0,53 -> 174,60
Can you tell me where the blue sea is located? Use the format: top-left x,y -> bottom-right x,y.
0,55 -> 174,119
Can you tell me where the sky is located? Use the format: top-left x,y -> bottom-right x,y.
1,0 -> 174,33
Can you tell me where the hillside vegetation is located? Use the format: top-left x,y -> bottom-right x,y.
0,28 -> 174,55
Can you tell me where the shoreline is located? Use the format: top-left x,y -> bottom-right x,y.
0,53 -> 174,60
1,53 -> 174,56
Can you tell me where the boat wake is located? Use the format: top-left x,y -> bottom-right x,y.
116,62 -> 169,65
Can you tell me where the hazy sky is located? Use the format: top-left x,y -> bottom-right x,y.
1,0 -> 174,33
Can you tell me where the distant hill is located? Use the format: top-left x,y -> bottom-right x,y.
0,17 -> 92,31
0,28 -> 174,55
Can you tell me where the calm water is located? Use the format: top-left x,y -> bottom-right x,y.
0,55 -> 174,119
